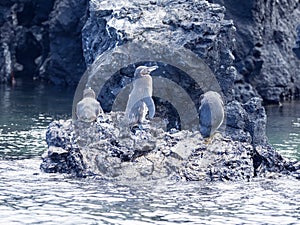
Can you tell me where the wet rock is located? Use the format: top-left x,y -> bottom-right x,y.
45,120 -> 74,149
226,101 -> 248,130
183,139 -> 253,181
253,144 -> 300,179
40,145 -> 87,177
243,97 -> 267,146
224,97 -> 268,146
41,120 -> 88,176
40,112 -> 300,181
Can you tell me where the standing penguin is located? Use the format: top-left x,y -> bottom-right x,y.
125,65 -> 158,127
199,91 -> 224,138
76,88 -> 103,122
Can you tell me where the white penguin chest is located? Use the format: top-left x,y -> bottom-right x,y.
132,76 -> 153,97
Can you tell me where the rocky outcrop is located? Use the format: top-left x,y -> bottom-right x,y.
40,112 -> 300,180
80,0 -> 269,146
0,0 -> 87,84
82,0 -> 237,101
38,0 -> 300,181
210,0 -> 300,103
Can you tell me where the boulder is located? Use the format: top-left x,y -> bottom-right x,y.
80,0 -> 267,145
40,112 -> 300,180
82,0 -> 236,101
39,0 -> 300,181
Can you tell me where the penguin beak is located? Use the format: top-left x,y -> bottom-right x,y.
147,66 -> 158,73
140,66 -> 158,76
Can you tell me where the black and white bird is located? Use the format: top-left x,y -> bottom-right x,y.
125,66 -> 158,127
76,88 -> 103,122
199,91 -> 224,138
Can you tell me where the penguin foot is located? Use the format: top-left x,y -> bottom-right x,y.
204,137 -> 212,145
203,132 -> 223,145
130,125 -> 140,133
130,124 -> 145,133
138,123 -> 144,130
130,123 -> 152,134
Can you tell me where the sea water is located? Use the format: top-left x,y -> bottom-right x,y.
0,82 -> 299,225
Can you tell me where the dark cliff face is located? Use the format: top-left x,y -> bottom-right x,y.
1,0 -> 299,102
293,24 -> 300,59
39,0 -> 88,85
0,0 -> 88,84
210,0 -> 300,103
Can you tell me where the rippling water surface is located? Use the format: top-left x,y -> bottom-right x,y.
266,101 -> 300,161
0,83 -> 299,225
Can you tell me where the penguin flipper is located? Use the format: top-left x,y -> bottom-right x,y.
143,97 -> 155,119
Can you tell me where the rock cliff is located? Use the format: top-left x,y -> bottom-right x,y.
210,0 -> 300,103
0,0 -> 299,102
39,0 -> 300,181
0,0 -> 87,84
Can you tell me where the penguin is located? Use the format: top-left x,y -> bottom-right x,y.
76,88 -> 103,122
125,66 -> 158,127
199,91 -> 224,138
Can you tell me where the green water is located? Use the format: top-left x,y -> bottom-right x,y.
0,82 -> 299,225
0,82 -> 74,159
265,101 -> 300,161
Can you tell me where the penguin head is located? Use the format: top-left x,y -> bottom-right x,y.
202,91 -> 223,106
134,66 -> 158,78
83,88 -> 96,98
